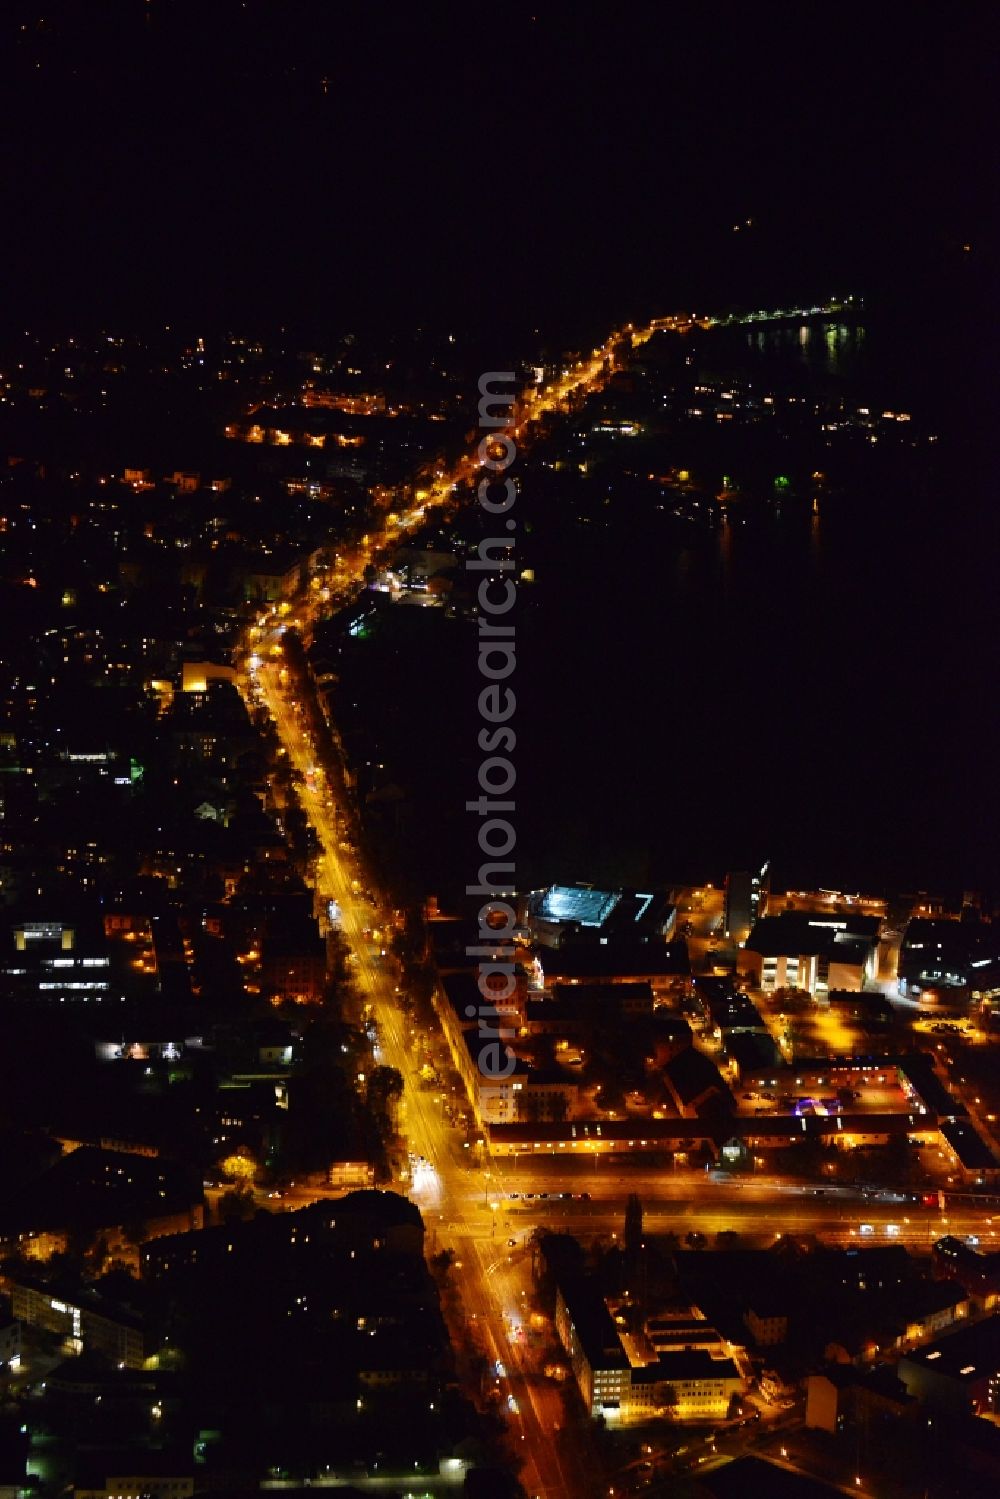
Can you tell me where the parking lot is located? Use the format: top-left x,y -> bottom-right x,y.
734,1071 -> 910,1118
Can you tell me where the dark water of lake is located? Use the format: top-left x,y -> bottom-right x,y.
514,320 -> 999,899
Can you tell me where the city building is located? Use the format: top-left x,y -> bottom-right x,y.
142,1191 -> 426,1279
662,1048 -> 732,1118
7,1146 -> 203,1256
259,915 -> 328,1003
934,1237 -> 1000,1305
827,988 -> 894,1030
897,1315 -> 1000,1419
744,1300 -> 789,1347
534,943 -> 689,997
725,1030 -> 783,1081
236,550 -> 304,602
523,884 -> 676,950
743,912 -> 880,996
2,914 -> 113,1005
179,660 -> 237,694
724,862 -> 770,943
806,1366 -> 915,1435
687,1454 -> 857,1499
552,1272 -> 744,1422
484,1117 -> 723,1159
550,980 -> 654,1018
475,1050 -> 580,1126
0,1318 -> 21,1372
74,1450 -> 194,1499
939,1119 -> 1000,1185
894,1279 -> 971,1347
11,1278 -> 145,1368
898,917 -> 1000,1002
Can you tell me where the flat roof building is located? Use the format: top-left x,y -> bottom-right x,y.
2,913 -> 113,1005
524,884 -> 676,949
897,1314 -> 1000,1419
550,1265 -> 744,1423
744,912 -> 880,997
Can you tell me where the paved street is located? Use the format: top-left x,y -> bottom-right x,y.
237,323 -> 694,1496
234,331 -> 998,1497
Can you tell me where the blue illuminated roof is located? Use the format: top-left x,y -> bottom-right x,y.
537,885 -> 621,928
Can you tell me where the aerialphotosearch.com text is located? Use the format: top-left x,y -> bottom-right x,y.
466,372 -> 521,1083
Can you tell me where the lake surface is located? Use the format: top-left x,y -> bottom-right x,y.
513,320 -> 998,898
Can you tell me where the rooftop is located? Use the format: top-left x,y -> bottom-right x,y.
695,1454 -> 865,1499
746,911 -> 880,959
899,1312 -> 1000,1382
940,1118 -> 999,1171
535,884 -> 622,928
539,941 -> 688,982
631,1350 -> 740,1383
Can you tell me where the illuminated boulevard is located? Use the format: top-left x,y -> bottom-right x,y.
248,656 -> 592,1498
235,317 -> 705,1494
236,320 -> 993,1498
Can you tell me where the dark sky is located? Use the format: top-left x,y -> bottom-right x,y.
0,1 -> 994,332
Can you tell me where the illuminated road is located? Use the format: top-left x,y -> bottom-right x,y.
232,315 -> 981,1497
247,658 -> 585,1497
234,314 -> 704,1496
465,1161 -> 1000,1251
265,311 -> 692,602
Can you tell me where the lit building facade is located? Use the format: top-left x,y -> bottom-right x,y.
724,862 -> 770,944
553,1279 -> 744,1423
3,919 -> 112,1003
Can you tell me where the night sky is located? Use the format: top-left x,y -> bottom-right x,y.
0,1 -> 994,332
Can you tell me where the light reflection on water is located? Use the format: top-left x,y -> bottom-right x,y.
746,320 -> 867,378
522,320 -> 995,894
